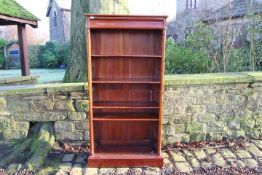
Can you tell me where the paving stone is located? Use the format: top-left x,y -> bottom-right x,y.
130,168 -> 142,175
75,154 -> 87,163
236,160 -> 246,168
236,150 -> 252,159
247,146 -> 262,158
183,150 -> 194,158
99,168 -> 116,175
175,162 -> 193,173
212,153 -> 226,167
226,159 -> 238,168
201,162 -> 213,170
206,148 -> 216,155
59,163 -> 72,171
116,168 -> 130,175
189,158 -> 200,169
220,148 -> 236,159
143,167 -> 160,175
253,140 -> 262,150
170,151 -> 186,162
244,159 -> 258,169
71,164 -> 83,175
84,168 -> 99,175
194,150 -> 207,160
62,154 -> 75,162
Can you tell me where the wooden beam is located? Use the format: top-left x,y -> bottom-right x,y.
18,24 -> 30,76
0,14 -> 38,28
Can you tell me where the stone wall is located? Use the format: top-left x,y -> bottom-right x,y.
163,72 -> 262,144
0,83 -> 89,145
0,72 -> 261,146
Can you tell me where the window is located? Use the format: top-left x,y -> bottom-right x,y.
186,0 -> 198,10
54,11 -> 57,26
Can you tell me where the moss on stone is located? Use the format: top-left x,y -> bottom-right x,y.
0,0 -> 39,21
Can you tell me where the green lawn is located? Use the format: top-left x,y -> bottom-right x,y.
0,69 -> 66,84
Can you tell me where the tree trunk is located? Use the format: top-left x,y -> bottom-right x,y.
0,122 -> 55,171
63,0 -> 129,82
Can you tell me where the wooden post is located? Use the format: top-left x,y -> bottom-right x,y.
18,24 -> 30,76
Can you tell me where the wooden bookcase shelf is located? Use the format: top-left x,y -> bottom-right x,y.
86,14 -> 167,168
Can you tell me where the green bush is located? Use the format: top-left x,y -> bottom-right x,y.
28,41 -> 69,69
165,38 -> 211,74
0,39 -> 7,68
29,45 -> 41,68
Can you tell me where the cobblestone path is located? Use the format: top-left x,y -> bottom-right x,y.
55,140 -> 262,175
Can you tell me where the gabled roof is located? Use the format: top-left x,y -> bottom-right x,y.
46,0 -> 71,17
0,0 -> 39,27
204,0 -> 262,22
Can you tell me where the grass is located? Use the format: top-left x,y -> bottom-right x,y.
0,68 -> 66,84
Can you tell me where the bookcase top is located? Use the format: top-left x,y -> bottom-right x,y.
85,14 -> 167,30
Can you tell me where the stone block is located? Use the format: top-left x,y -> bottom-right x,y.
172,124 -> 186,134
241,118 -> 255,129
0,117 -> 12,130
186,105 -> 206,114
75,121 -> 89,130
56,131 -> 83,141
170,151 -> 186,162
228,120 -> 241,130
29,100 -> 54,111
189,158 -> 200,169
13,112 -> 68,121
247,129 -> 261,139
62,154 -> 75,162
247,146 -> 262,158
7,98 -> 29,112
3,130 -> 28,140
220,148 -> 235,159
186,123 -> 204,133
190,133 -> 206,142
194,150 -> 207,160
207,104 -> 222,114
236,150 -> 252,159
83,131 -> 90,141
212,153 -> 226,167
175,162 -> 193,173
54,100 -> 75,111
75,100 -> 89,112
207,121 -> 225,132
0,109 -> 11,116
14,122 -> 30,130
69,112 -> 87,121
196,114 -> 216,123
55,121 -> 74,132
207,133 -> 223,141
0,97 -> 7,108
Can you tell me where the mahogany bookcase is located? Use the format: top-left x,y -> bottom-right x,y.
86,14 -> 167,167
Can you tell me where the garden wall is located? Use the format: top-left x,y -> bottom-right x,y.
0,72 -> 261,146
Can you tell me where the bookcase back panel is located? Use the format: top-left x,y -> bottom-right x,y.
92,57 -> 123,79
91,30 -> 123,55
93,84 -> 159,103
92,57 -> 160,80
123,30 -> 162,56
91,30 -> 162,56
94,121 -> 158,146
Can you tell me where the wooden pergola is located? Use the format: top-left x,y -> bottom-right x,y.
0,0 -> 39,76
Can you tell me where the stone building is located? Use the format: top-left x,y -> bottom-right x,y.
204,0 -> 262,46
46,0 -> 71,43
170,0 -> 262,42
170,0 -> 228,41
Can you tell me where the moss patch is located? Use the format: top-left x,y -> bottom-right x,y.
0,0 -> 39,21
